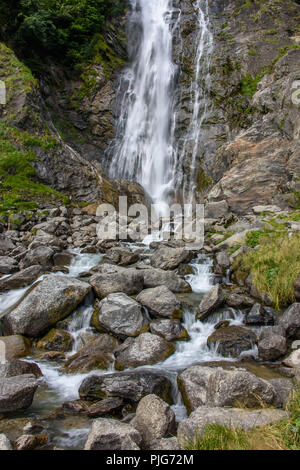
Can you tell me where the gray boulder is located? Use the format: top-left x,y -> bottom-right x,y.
257,326 -> 287,361
103,246 -> 139,266
0,265 -> 43,292
177,407 -> 287,446
205,201 -> 229,219
64,334 -> 119,373
207,326 -> 257,358
135,394 -> 176,447
151,246 -> 193,270
269,378 -> 296,408
0,256 -> 18,274
79,371 -> 172,404
197,284 -> 224,321
244,303 -> 275,326
279,303 -> 300,339
37,329 -> 74,352
90,264 -> 144,298
139,265 -> 191,293
178,366 -> 276,412
283,349 -> 300,369
0,235 -> 15,255
2,275 -> 91,337
0,335 -> 30,360
0,360 -> 42,379
150,319 -> 189,341
0,374 -> 38,413
136,286 -> 182,319
115,333 -> 175,370
84,418 -> 142,450
95,293 -> 148,338
148,438 -> 183,450
20,246 -> 54,269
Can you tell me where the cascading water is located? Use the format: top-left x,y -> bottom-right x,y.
108,0 -> 179,207
109,0 -> 213,205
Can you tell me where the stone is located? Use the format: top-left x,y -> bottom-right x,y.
148,438 -> 183,450
0,375 -> 38,413
283,349 -> 300,369
87,398 -> 124,418
0,256 -> 18,274
257,326 -> 287,361
136,286 -> 182,319
135,394 -> 176,447
177,407 -> 287,446
244,303 -> 275,326
279,303 -> 300,339
225,291 -> 255,309
0,360 -> 42,379
205,201 -> 229,219
0,434 -> 12,450
37,329 -> 74,352
150,319 -> 189,341
216,251 -> 230,269
139,266 -> 191,293
84,418 -> 142,450
196,284 -> 224,321
0,265 -> 43,292
103,246 -> 139,266
53,251 -> 74,267
0,235 -> 15,255
64,334 -> 119,373
114,333 -> 175,370
178,366 -> 276,413
252,205 -> 282,214
0,335 -> 30,360
15,434 -> 48,450
151,246 -> 193,270
90,264 -> 144,298
207,326 -> 257,358
2,275 -> 91,337
94,293 -> 148,338
79,371 -> 172,404
269,379 -> 296,408
20,246 -> 54,269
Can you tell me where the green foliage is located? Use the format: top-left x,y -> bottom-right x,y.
0,122 -> 68,214
0,0 -> 126,72
240,72 -> 266,98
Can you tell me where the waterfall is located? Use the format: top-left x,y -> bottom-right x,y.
174,0 -> 213,202
108,0 -> 213,206
108,0 -> 179,208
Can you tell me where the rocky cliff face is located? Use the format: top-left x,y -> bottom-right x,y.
172,0 -> 300,213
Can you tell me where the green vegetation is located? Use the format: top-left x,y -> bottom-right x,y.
240,72 -> 266,98
0,122 -> 68,215
186,389 -> 300,450
233,233 -> 300,308
0,0 -> 126,73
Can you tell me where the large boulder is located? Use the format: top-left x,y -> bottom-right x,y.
93,293 -> 148,338
148,438 -> 183,450
102,246 -> 139,266
0,335 -> 30,360
207,326 -> 257,358
114,333 -> 175,370
2,275 -> 91,337
64,334 -> 119,373
0,360 -> 42,379
0,265 -> 43,292
136,286 -> 182,319
0,256 -> 18,274
177,407 -> 287,446
205,201 -> 229,219
196,284 -> 224,321
150,319 -> 189,341
19,246 -> 54,269
279,303 -> 300,339
150,246 -> 193,270
84,418 -> 142,450
283,349 -> 300,369
79,371 -> 172,404
90,264 -> 144,298
0,375 -> 38,413
257,326 -> 287,361
139,265 -> 191,293
134,394 -> 176,447
244,303 -> 275,326
37,329 -> 74,352
0,235 -> 15,256
178,366 -> 276,412
269,378 -> 296,408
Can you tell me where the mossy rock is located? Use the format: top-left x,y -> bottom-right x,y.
37,329 -> 74,352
